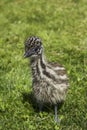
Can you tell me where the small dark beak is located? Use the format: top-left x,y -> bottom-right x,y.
24,52 -> 28,58
24,48 -> 35,58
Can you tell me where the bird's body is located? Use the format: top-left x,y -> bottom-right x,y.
30,51 -> 68,105
24,36 -> 69,122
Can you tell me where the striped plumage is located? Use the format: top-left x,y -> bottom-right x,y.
24,36 -> 69,122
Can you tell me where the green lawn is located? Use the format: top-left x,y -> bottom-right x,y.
0,0 -> 87,129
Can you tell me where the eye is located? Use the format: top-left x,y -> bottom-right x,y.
30,44 -> 33,48
35,47 -> 39,52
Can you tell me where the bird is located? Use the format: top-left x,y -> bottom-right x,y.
24,36 -> 69,122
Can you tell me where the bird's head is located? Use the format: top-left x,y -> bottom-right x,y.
24,36 -> 43,58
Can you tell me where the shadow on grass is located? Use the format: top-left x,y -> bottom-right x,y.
22,92 -> 39,112
22,92 -> 64,113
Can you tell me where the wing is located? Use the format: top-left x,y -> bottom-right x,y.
48,62 -> 67,76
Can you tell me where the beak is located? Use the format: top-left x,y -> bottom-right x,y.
24,52 -> 29,58
24,48 -> 35,58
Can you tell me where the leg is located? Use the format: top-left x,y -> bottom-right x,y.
54,104 -> 59,122
39,102 -> 43,112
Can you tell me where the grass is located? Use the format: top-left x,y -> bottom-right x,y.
0,0 -> 87,129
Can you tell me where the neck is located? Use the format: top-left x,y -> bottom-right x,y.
30,51 -> 47,81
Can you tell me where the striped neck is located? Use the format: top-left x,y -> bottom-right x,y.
30,50 -> 47,80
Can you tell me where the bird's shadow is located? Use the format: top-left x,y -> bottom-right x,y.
22,92 -> 64,113
22,92 -> 39,112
